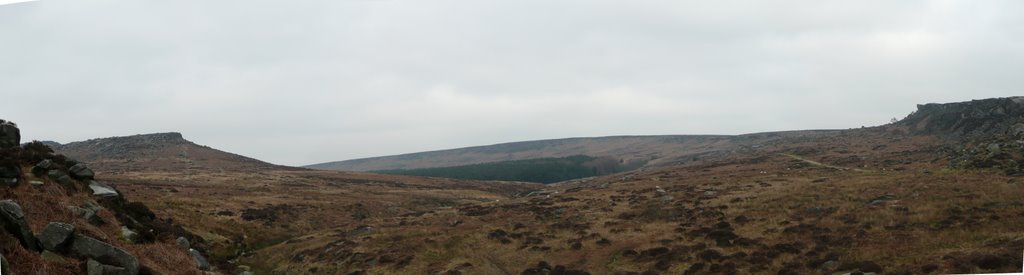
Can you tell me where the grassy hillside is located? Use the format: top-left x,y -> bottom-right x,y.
373,155 -> 645,184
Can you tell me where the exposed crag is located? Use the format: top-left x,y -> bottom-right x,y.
900,96 -> 1024,139
0,120 -> 214,274
898,97 -> 1024,175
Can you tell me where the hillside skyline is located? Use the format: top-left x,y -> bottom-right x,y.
3,1 -> 1023,165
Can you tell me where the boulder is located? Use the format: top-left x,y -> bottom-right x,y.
31,159 -> 52,177
176,236 -> 190,250
120,226 -> 140,244
88,181 -> 120,198
69,234 -> 139,275
38,222 -> 75,252
189,248 -> 211,271
0,120 -> 19,148
0,200 -> 39,251
69,164 -> 95,180
87,258 -> 126,275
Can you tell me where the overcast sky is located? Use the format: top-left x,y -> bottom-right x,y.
1,1 -> 1021,166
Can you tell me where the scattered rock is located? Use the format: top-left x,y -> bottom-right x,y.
38,222 -> 75,252
121,226 -> 141,244
88,181 -> 120,198
351,225 -> 376,236
818,260 -> 839,272
69,234 -> 140,275
176,236 -> 190,250
189,248 -> 211,271
0,200 -> 39,251
869,194 -> 897,206
69,163 -> 95,180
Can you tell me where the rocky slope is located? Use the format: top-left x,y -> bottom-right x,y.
0,120 -> 216,274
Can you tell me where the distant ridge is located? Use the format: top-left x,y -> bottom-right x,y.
308,97 -> 1024,173
54,132 -> 290,173
305,132 -> 837,172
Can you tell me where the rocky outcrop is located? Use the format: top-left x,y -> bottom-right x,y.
901,97 -> 1024,139
0,120 -> 18,148
899,97 -> 1024,174
0,119 -> 204,274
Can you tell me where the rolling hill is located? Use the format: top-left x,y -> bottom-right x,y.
50,132 -> 289,174
25,96 -> 1024,274
306,131 -> 841,172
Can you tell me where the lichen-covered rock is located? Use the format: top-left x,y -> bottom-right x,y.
39,222 -> 75,252
70,234 -> 139,275
0,200 -> 39,251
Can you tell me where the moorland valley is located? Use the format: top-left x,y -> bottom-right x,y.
0,97 -> 1023,274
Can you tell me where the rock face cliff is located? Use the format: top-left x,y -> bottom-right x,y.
898,97 -> 1024,175
900,96 -> 1024,140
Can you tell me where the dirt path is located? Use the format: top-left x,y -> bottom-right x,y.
780,153 -> 872,172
